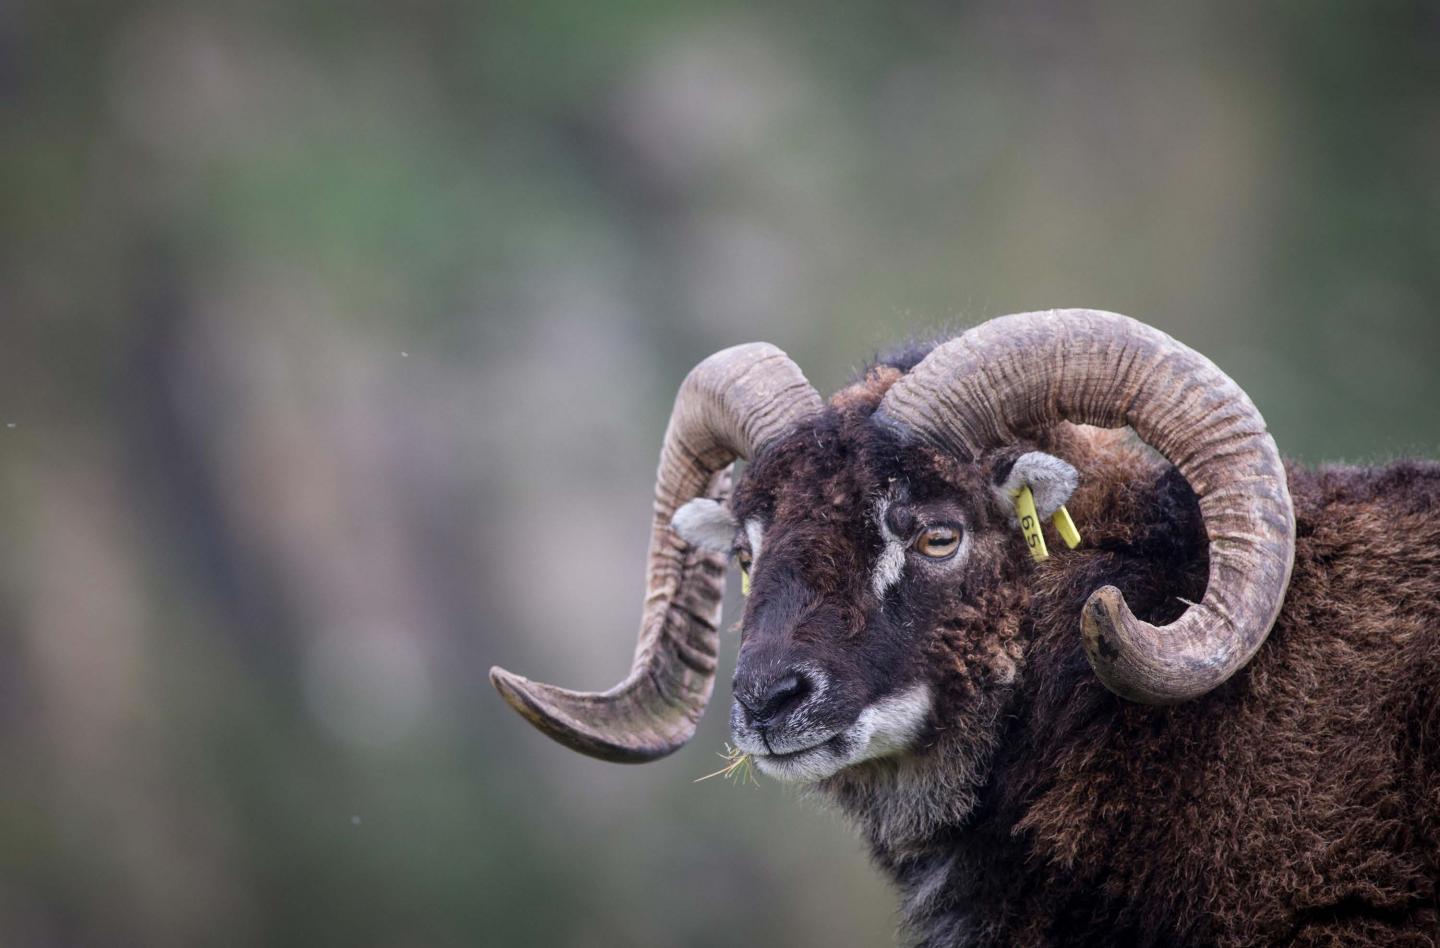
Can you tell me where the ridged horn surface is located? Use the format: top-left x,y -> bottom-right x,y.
491,343 -> 822,761
875,309 -> 1295,704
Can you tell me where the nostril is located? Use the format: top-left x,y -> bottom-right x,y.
733,665 -> 821,726
756,670 -> 812,723
766,672 -> 802,705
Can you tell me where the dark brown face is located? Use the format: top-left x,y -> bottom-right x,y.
718,406 -> 1029,783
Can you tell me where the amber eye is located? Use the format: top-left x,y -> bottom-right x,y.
914,525 -> 961,559
736,549 -> 753,572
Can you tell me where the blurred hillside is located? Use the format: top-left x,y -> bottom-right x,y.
1,2 -> 1437,946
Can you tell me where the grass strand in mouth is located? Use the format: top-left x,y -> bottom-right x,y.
693,743 -> 760,786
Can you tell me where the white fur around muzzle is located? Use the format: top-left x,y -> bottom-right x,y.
749,683 -> 935,783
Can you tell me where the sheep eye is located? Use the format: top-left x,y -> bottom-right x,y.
735,549 -> 753,572
914,525 -> 961,559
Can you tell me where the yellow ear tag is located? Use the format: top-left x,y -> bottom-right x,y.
1052,505 -> 1082,549
1013,485 -> 1049,562
740,568 -> 751,597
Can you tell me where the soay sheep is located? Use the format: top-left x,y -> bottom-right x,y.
492,309 -> 1440,946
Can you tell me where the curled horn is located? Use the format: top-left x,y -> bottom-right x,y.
490,344 -> 822,761
875,309 -> 1295,704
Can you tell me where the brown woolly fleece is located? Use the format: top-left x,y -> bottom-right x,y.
930,432 -> 1440,946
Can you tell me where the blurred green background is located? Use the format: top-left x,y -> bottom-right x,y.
1,2 -> 1437,945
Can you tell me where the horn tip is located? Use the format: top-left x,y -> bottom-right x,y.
489,665 -> 682,764
1080,587 -> 1199,706
1081,586 -> 1165,705
489,665 -> 547,724
1080,585 -> 1125,659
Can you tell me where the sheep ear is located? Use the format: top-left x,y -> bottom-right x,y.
672,498 -> 738,553
995,452 -> 1078,520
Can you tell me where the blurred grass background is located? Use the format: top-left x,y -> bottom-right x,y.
0,1 -> 1437,945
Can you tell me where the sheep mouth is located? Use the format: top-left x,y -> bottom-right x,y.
733,683 -> 937,783
728,718 -> 854,782
750,734 -> 849,781
757,733 -> 843,762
